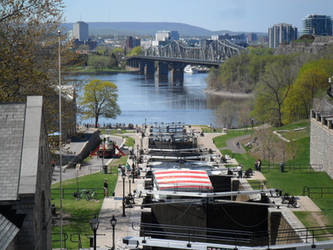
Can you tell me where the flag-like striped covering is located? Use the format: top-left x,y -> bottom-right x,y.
153,169 -> 213,192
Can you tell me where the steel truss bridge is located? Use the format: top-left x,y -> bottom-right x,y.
126,40 -> 244,84
143,39 -> 244,63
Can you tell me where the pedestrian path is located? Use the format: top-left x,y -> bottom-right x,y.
96,172 -> 143,249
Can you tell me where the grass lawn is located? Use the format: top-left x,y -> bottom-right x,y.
51,163 -> 120,249
100,128 -> 128,135
213,124 -> 333,229
274,120 -> 309,131
124,136 -> 135,147
213,129 -> 253,150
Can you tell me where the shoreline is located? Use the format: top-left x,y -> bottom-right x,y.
205,89 -> 254,98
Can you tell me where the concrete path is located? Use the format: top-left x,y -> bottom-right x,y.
225,135 -> 251,154
96,174 -> 142,249
197,133 -> 225,156
52,135 -> 124,184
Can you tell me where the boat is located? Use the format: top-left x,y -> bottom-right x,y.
184,65 -> 197,74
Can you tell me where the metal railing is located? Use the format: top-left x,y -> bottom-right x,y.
303,186 -> 333,198
262,163 -> 323,173
132,222 -> 333,247
51,187 -> 104,199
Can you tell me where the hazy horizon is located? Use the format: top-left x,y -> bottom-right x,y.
63,0 -> 333,33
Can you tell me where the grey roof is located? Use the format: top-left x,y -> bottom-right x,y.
0,213 -> 20,250
0,103 -> 25,201
0,96 -> 43,201
19,96 -> 43,195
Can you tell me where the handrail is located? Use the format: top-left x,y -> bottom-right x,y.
303,186 -> 333,198
132,222 -> 333,246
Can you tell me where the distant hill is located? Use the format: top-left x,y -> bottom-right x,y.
62,22 -> 234,37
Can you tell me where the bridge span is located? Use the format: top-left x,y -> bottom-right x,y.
126,40 -> 244,84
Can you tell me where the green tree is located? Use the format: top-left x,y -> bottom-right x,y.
251,55 -> 296,127
80,80 -> 121,127
127,46 -> 142,57
282,59 -> 333,123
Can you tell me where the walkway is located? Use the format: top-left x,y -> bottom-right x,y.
52,134 -> 123,184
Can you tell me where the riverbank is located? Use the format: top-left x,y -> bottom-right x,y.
66,66 -> 139,75
205,89 -> 254,98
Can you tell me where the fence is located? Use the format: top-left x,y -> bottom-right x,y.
133,223 -> 333,247
303,186 -> 333,198
51,187 -> 105,200
261,163 -> 323,173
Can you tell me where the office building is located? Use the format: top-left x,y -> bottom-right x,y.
268,23 -> 297,48
126,36 -> 141,49
247,33 -> 258,43
73,21 -> 89,41
303,14 -> 332,36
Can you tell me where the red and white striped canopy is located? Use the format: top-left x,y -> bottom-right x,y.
153,169 -> 213,192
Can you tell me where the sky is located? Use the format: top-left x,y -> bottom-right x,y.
63,0 -> 333,32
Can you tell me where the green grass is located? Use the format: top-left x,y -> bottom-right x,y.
201,127 -> 224,133
125,136 -> 135,147
286,137 -> 310,165
279,128 -> 310,141
213,129 -> 253,150
274,120 -> 310,131
68,65 -> 130,73
51,164 -> 119,249
263,169 -> 333,195
213,123 -> 333,229
100,128 -> 127,135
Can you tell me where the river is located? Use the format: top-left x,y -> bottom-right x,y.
67,72 -> 247,126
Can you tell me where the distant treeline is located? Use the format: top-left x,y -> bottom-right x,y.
208,41 -> 333,127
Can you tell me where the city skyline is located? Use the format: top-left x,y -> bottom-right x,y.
63,0 -> 333,32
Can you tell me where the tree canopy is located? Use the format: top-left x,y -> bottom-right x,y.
80,80 -> 121,127
282,59 -> 333,123
251,55 -> 297,127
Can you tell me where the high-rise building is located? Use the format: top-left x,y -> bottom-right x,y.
247,33 -> 258,43
72,21 -> 89,41
303,14 -> 332,36
126,36 -> 141,49
268,23 -> 297,48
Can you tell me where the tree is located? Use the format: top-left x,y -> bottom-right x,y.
251,55 -> 297,127
80,80 -> 121,127
215,100 -> 240,128
282,59 -> 333,123
0,0 -> 76,136
127,46 -> 142,57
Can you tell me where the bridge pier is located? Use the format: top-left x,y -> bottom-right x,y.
170,63 -> 185,85
139,62 -> 145,75
155,62 -> 169,83
144,61 -> 155,79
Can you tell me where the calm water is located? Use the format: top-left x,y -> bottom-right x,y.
68,73 -> 219,125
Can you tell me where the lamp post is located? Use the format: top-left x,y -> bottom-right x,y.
89,215 -> 99,250
128,176 -> 132,196
58,29 -> 63,250
110,215 -> 117,250
102,137 -> 106,173
122,173 -> 126,217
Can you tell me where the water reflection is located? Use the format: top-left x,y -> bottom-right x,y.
66,72 -> 251,127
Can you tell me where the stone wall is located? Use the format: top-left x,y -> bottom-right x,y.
310,118 -> 333,179
269,210 -> 301,245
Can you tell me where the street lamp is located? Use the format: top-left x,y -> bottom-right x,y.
110,215 -> 117,250
128,176 -> 132,196
89,215 -> 99,250
102,137 -> 106,173
122,173 -> 126,217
